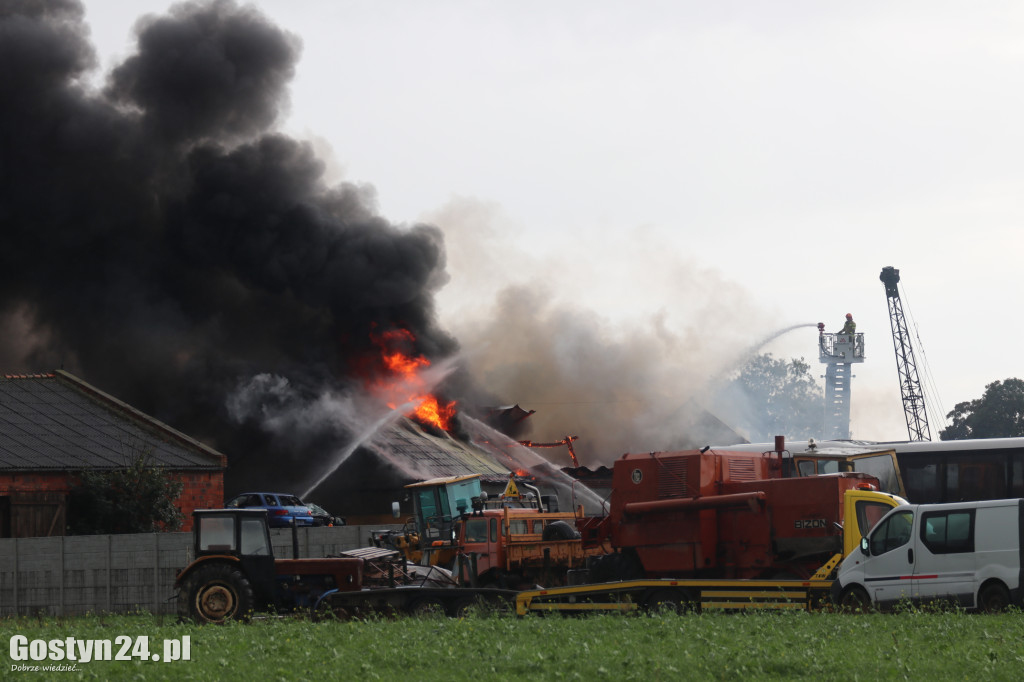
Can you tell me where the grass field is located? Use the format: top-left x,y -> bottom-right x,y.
2,610 -> 1022,681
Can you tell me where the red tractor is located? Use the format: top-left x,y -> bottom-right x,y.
176,508 -> 520,622
175,508 -> 365,623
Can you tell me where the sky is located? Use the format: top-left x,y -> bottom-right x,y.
76,1 -> 1024,451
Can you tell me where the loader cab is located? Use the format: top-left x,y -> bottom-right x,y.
405,475 -> 483,565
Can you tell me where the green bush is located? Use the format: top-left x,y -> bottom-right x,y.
68,453 -> 184,534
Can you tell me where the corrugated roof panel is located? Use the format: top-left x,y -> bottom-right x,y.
364,419 -> 510,484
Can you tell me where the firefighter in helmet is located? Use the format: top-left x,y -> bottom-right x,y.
839,313 -> 856,335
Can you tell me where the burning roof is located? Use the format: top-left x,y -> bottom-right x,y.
361,417 -> 510,486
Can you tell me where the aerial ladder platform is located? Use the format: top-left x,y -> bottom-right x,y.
817,323 -> 865,440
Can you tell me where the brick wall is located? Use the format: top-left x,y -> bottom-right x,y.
0,472 -> 72,494
0,469 -> 224,536
172,471 -> 224,532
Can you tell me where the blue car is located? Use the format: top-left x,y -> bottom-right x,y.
225,492 -> 315,528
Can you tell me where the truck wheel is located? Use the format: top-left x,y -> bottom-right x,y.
447,595 -> 488,618
645,589 -> 695,614
978,582 -> 1011,613
407,596 -> 446,617
542,521 -> 580,541
839,585 -> 871,613
180,564 -> 254,625
312,598 -> 352,622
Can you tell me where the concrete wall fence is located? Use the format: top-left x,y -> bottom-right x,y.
0,525 -> 399,617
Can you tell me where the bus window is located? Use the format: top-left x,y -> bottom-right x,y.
903,462 -> 940,503
948,459 -> 1004,501
1013,458 -> 1024,498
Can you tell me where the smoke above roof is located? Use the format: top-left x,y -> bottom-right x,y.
1,1 -> 821,498
0,0 -> 464,491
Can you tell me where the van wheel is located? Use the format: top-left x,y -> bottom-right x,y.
839,585 -> 871,612
978,582 -> 1010,613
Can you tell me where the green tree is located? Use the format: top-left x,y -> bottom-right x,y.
720,354 -> 824,442
68,451 -> 185,534
939,378 -> 1024,440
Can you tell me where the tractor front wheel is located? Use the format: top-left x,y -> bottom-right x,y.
179,563 -> 254,624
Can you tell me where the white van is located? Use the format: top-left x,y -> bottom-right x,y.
832,498 -> 1023,611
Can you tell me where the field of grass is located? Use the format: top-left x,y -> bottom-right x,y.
2,609 -> 1022,681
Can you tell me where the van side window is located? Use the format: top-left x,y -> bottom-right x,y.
869,510 -> 914,555
921,510 -> 975,554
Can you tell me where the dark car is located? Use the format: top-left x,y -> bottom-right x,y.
225,492 -> 315,528
306,502 -> 346,527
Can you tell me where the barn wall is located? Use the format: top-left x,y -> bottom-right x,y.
0,474 -> 69,538
0,469 -> 224,537
173,470 -> 224,532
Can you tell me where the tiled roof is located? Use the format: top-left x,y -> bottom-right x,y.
0,371 -> 225,471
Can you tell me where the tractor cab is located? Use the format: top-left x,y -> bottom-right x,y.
190,508 -> 278,605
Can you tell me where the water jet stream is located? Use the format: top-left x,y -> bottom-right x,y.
462,415 -> 608,514
301,356 -> 460,499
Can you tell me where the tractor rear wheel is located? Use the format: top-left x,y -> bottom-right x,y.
179,563 -> 254,624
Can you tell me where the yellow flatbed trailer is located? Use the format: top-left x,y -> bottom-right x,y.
515,578 -> 835,615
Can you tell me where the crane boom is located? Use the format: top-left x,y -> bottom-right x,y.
880,266 -> 931,441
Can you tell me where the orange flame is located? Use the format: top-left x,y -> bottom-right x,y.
370,327 -> 456,430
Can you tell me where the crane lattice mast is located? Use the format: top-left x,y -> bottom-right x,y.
880,266 -> 931,441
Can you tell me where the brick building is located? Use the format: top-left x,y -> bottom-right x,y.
0,371 -> 226,537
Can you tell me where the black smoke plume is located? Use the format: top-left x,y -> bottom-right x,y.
0,0 -> 463,494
